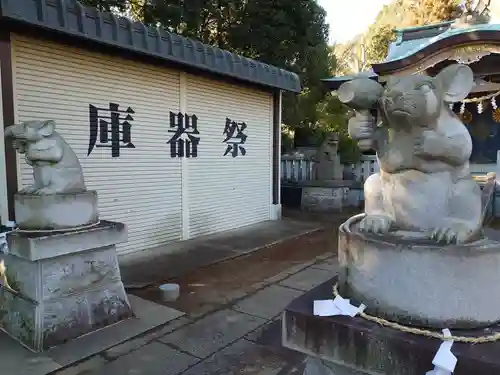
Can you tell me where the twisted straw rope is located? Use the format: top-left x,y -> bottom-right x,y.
332,283 -> 500,343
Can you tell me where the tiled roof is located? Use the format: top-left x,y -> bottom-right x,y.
0,0 -> 301,92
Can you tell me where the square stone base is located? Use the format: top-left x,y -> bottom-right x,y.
283,277 -> 500,375
0,221 -> 133,352
301,187 -> 348,212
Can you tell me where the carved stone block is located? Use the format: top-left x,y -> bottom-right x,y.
7,220 -> 127,261
0,221 -> 133,352
301,187 -> 349,212
14,191 -> 99,231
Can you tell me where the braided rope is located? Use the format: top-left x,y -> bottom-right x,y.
15,220 -> 101,234
333,283 -> 500,343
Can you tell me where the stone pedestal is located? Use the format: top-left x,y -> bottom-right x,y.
14,191 -> 99,231
283,278 -> 500,375
300,181 -> 362,213
338,214 -> 500,329
0,221 -> 133,352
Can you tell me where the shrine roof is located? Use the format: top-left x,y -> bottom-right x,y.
321,70 -> 378,91
372,21 -> 500,75
0,0 -> 301,93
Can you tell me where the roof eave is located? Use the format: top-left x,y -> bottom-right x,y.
0,0 -> 301,93
321,72 -> 379,91
372,29 -> 500,76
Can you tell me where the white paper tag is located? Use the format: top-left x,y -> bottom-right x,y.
425,329 -> 457,375
313,296 -> 366,317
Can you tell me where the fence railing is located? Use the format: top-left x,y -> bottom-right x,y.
351,155 -> 379,183
281,155 -> 315,182
281,154 -> 379,183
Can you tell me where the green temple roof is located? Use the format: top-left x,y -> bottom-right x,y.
323,20 -> 500,89
385,22 -> 500,63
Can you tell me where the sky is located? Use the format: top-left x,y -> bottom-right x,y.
317,0 -> 393,44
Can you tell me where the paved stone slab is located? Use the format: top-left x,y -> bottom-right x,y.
182,338 -> 291,375
264,260 -> 317,284
314,252 -> 336,261
159,309 -> 266,359
279,268 -> 333,292
303,356 -> 364,375
310,259 -> 339,272
245,317 -> 282,346
0,331 -> 61,375
53,356 -> 107,375
233,285 -> 303,319
85,342 -> 198,375
47,295 -> 184,366
104,317 -> 191,359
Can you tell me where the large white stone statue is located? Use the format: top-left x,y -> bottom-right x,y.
337,64 -> 500,330
338,63 -> 482,244
1,120 -> 132,352
5,120 -> 86,195
4,120 -> 97,231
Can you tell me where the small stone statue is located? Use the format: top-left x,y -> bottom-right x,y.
338,64 -> 482,244
5,120 -> 86,195
313,132 -> 343,181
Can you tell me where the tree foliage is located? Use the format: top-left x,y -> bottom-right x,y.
333,35 -> 370,76
364,0 -> 462,64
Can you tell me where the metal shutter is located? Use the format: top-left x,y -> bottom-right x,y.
12,35 -> 182,255
186,74 -> 273,237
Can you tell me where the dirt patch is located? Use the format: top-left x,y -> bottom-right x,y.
132,212 -> 348,317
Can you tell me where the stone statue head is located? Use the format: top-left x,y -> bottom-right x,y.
324,132 -> 339,147
4,120 -> 56,142
381,64 -> 474,129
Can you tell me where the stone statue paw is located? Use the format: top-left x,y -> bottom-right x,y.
359,214 -> 393,234
430,221 -> 473,244
32,187 -> 57,195
19,185 -> 39,194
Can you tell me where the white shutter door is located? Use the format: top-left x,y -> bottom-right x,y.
186,75 -> 272,237
12,35 -> 182,255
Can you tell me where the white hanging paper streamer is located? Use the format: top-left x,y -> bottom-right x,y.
492,97 -> 497,110
459,102 -> 465,114
425,329 -> 457,375
478,102 -> 483,114
313,296 -> 366,317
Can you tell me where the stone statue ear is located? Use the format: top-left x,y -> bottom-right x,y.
39,120 -> 55,137
434,64 -> 474,103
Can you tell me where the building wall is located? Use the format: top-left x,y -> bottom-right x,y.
11,35 -> 274,254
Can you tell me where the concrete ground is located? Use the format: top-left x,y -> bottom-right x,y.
56,239 -> 338,375
1,211 -> 348,375
119,218 -> 321,289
